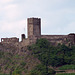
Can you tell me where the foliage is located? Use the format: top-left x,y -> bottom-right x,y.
36,38 -> 50,49
28,38 -> 75,67
0,50 -> 26,75
0,38 -> 75,75
26,64 -> 56,75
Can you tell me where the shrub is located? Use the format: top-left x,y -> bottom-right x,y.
26,64 -> 56,75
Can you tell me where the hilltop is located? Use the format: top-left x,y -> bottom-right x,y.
0,38 -> 75,75
0,18 -> 75,75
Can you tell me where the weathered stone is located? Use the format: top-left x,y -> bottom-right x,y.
1,17 -> 75,47
1,37 -> 19,44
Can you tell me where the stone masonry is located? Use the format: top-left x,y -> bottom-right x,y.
1,37 -> 19,44
1,17 -> 75,47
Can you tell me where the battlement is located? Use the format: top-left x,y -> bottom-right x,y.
0,17 -> 75,47
1,37 -> 19,44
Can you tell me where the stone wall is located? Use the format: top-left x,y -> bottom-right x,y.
1,37 -> 19,44
27,18 -> 41,38
27,18 -> 75,46
20,38 -> 30,47
39,34 -> 75,46
25,34 -> 75,46
33,18 -> 41,36
1,18 -> 75,47
40,35 -> 68,45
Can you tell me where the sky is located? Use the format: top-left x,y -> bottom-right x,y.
0,0 -> 75,41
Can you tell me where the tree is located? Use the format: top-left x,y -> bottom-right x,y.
36,38 -> 50,49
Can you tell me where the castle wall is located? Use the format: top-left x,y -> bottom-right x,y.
1,37 -> 19,44
20,38 -> 30,47
41,35 -> 68,39
39,35 -> 68,45
39,34 -> 75,46
1,18 -> 75,47
27,17 -> 75,46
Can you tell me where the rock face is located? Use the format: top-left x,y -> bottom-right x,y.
1,17 -> 75,47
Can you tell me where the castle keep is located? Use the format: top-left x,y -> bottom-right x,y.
1,17 -> 75,46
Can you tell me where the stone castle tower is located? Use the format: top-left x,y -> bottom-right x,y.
27,17 -> 75,46
1,17 -> 75,47
27,18 -> 41,38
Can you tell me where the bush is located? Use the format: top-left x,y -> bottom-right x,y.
28,38 -> 75,67
36,38 -> 50,49
26,64 -> 56,75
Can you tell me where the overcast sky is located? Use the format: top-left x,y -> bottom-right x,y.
0,0 -> 75,41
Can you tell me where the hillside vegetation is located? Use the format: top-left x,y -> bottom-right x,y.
28,38 -> 75,67
0,38 -> 75,75
0,43 -> 40,75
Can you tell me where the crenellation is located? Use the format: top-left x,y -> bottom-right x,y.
0,17 -> 75,47
1,37 -> 19,44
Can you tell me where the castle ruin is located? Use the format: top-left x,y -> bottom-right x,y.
1,17 -> 75,47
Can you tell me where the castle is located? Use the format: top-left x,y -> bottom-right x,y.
1,17 -> 75,47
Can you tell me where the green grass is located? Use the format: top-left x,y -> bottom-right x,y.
56,73 -> 75,75
59,65 -> 75,70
